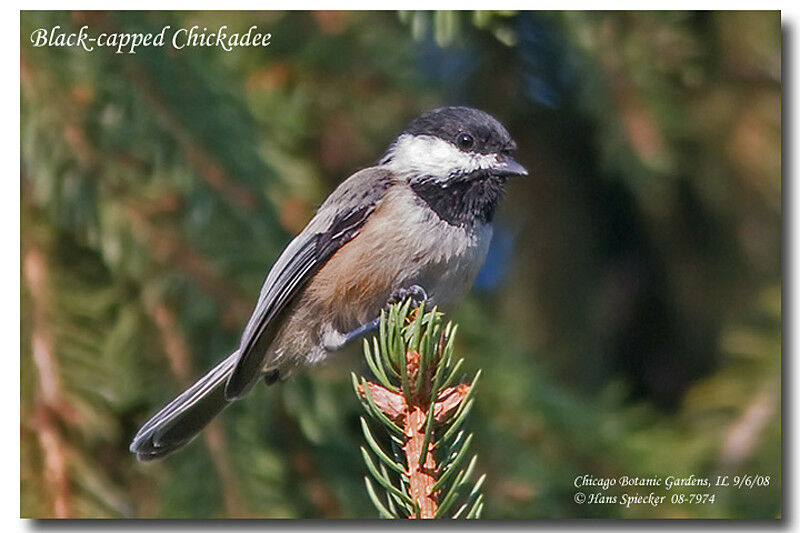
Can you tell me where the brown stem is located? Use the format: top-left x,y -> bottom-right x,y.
402,349 -> 438,518
358,348 -> 471,519
404,404 -> 439,518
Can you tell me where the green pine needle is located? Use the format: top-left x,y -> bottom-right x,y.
355,301 -> 485,518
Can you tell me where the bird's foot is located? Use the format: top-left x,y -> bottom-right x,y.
338,285 -> 429,348
386,284 -> 428,309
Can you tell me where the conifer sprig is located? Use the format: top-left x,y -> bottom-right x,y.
352,301 -> 484,519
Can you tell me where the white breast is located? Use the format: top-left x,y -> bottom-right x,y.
379,185 -> 493,308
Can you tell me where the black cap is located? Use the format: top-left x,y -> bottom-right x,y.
403,106 -> 517,155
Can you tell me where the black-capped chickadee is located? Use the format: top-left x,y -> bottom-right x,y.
130,106 -> 527,460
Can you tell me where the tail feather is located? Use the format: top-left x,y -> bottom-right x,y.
130,351 -> 239,461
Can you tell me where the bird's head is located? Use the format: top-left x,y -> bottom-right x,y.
380,106 -> 528,184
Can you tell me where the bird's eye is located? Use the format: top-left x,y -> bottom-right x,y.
456,133 -> 474,149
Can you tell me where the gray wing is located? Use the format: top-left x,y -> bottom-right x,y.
224,167 -> 394,399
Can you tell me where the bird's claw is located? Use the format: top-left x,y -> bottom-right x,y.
387,284 -> 428,309
338,286 -> 428,348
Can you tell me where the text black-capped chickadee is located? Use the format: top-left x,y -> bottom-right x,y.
130,106 -> 527,460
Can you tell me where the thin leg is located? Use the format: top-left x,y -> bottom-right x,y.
342,317 -> 380,345
323,317 -> 381,351
330,284 -> 429,350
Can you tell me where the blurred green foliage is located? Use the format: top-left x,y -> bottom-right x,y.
21,11 -> 780,518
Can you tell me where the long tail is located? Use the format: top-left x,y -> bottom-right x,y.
130,351 -> 239,461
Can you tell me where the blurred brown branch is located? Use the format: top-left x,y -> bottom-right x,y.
719,379 -> 778,467
24,247 -> 73,518
274,397 -> 342,518
143,293 -> 244,516
22,46 -> 254,328
124,202 -> 252,327
122,58 -> 260,213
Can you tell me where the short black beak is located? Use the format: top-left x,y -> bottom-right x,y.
493,155 -> 528,177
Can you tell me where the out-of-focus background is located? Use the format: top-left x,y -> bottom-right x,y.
20,11 -> 780,518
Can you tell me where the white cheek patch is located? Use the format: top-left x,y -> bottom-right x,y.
384,134 -> 498,181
